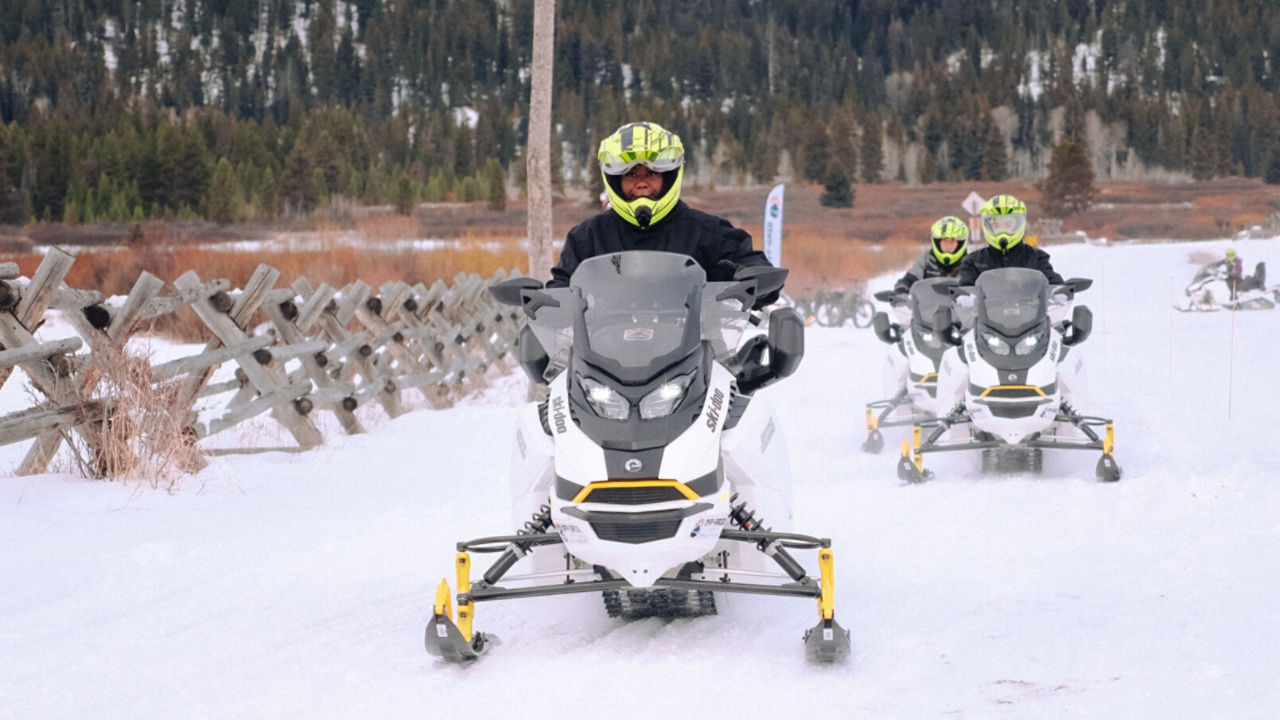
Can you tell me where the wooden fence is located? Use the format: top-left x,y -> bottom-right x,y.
0,249 -> 524,478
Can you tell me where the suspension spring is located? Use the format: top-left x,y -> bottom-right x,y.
482,504 -> 554,586
727,492 -> 808,582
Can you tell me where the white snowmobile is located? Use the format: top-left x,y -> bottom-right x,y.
861,278 -> 958,453
425,251 -> 851,663
1175,260 -> 1279,312
897,267 -> 1122,483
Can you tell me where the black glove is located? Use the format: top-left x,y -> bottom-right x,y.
716,259 -> 746,280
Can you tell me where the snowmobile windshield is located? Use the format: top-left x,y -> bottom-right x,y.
910,277 -> 958,327
976,268 -> 1048,336
570,252 -> 704,384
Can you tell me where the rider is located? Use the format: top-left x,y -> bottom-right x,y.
547,121 -> 778,306
1224,248 -> 1243,299
893,215 -> 970,295
957,194 -> 1064,286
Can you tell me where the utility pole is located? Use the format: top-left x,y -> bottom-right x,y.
526,0 -> 555,282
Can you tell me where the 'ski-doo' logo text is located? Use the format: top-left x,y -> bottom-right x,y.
551,395 -> 568,434
705,388 -> 725,430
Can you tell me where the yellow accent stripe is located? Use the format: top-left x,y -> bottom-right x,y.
979,384 -> 1045,398
456,552 -> 473,642
1104,424 -> 1115,455
818,548 -> 836,621
914,372 -> 938,383
865,407 -> 878,433
571,479 -> 700,503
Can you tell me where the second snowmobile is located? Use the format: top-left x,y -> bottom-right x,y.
425,251 -> 850,664
1175,259 -> 1279,312
896,267 -> 1122,483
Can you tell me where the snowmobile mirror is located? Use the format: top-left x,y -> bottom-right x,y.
932,306 -> 963,346
1064,277 -> 1093,293
873,289 -> 898,303
766,306 -> 805,379
872,312 -> 901,344
488,276 -> 544,306
1063,305 -> 1093,346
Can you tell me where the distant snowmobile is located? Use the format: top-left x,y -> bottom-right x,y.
861,278 -> 958,453
1175,260 -> 1279,312
896,268 -> 1122,483
425,251 -> 850,663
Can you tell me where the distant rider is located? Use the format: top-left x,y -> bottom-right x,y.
957,194 -> 1063,286
547,121 -> 778,307
893,215 -> 970,295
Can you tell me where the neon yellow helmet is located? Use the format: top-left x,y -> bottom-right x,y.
929,215 -> 969,268
1226,248 -> 1237,261
979,194 -> 1027,252
598,121 -> 685,228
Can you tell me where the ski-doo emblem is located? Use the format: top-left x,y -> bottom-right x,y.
623,327 -> 654,341
624,458 -> 643,473
1008,372 -> 1017,381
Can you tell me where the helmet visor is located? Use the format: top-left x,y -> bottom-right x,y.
982,213 -> 1025,237
600,148 -> 684,176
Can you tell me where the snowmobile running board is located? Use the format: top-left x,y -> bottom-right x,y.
426,529 -> 851,664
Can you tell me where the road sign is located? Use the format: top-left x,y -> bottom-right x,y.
962,191 -> 985,216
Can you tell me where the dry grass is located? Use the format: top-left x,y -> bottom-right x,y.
58,345 -> 203,487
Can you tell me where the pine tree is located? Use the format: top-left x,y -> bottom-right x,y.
483,157 -> 506,211
860,112 -> 884,183
1188,125 -> 1217,180
206,157 -> 242,224
1038,138 -> 1096,217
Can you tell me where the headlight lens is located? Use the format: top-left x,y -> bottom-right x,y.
578,375 -> 630,420
638,372 -> 695,419
1014,330 -> 1044,355
981,331 -> 1010,355
917,329 -> 941,348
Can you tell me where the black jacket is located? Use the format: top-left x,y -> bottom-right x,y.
957,242 -> 1063,286
547,200 -> 773,288
894,250 -> 959,294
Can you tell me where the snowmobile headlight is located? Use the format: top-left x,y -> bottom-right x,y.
917,329 -> 941,348
981,331 -> 1010,355
1014,330 -> 1044,355
578,375 -> 630,420
638,372 -> 695,419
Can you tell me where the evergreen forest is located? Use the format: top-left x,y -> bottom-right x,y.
1,0 -> 1279,225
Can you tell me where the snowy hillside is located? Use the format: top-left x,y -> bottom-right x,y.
3,236 -> 1279,718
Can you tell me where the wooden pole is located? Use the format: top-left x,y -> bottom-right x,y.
526,0 -> 555,283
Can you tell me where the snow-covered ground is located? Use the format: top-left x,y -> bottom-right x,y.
2,236 -> 1278,718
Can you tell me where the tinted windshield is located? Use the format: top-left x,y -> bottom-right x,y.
572,252 -> 703,372
522,252 -> 757,381
910,277 -> 957,326
976,268 -> 1047,335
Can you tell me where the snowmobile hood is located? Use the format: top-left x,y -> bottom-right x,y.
975,268 -> 1048,336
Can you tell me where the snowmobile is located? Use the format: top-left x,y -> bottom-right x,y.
425,251 -> 851,663
1175,260 -> 1279,312
861,278 -> 958,453
896,267 -> 1122,483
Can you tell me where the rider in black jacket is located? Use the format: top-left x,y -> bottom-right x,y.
547,121 -> 775,303
957,194 -> 1063,286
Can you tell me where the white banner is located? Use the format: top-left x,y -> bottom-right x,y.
763,183 -> 785,267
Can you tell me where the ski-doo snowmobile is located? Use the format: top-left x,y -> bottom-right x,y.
862,278 -> 958,453
1175,260 -> 1279,312
897,267 -> 1122,483
426,251 -> 850,663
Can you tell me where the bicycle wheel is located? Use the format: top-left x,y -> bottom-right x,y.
816,302 -> 845,327
852,299 -> 875,328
